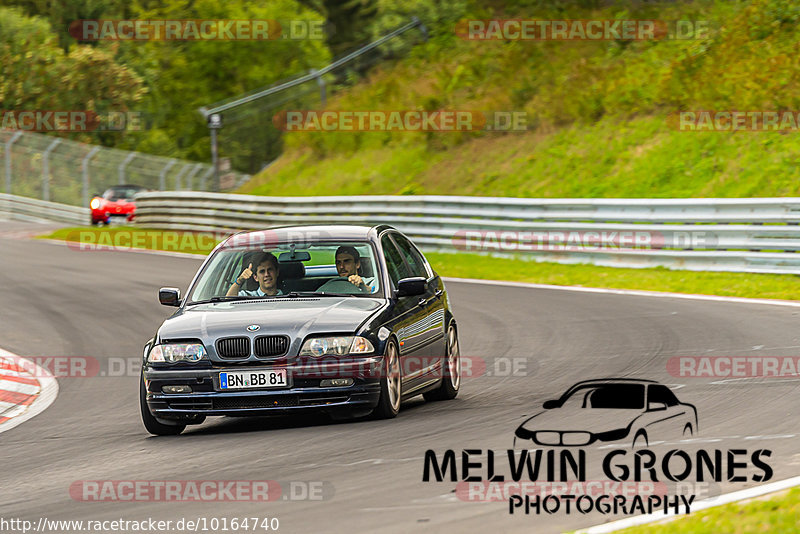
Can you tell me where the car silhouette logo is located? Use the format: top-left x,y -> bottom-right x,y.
246,325 -> 260,332
514,378 -> 698,448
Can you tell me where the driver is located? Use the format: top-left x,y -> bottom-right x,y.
226,252 -> 283,296
335,246 -> 376,292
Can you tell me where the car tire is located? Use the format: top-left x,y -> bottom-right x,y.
633,430 -> 649,448
423,323 -> 460,402
371,339 -> 401,419
139,374 -> 185,436
683,423 -> 693,437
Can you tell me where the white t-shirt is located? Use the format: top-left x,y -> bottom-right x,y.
238,287 -> 283,297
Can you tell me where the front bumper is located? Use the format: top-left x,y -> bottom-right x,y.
143,356 -> 383,420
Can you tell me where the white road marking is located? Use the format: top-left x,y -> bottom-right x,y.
445,277 -> 800,308
710,377 -> 800,385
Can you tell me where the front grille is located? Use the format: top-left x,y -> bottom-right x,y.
217,337 -> 250,359
254,335 -> 289,358
213,395 -> 299,409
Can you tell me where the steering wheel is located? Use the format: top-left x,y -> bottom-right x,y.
318,277 -> 368,294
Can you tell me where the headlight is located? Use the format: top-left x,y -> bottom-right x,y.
148,343 -> 207,363
300,336 -> 374,357
90,198 -> 101,209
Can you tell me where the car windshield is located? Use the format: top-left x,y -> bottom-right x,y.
103,186 -> 143,201
188,240 -> 382,303
562,384 -> 645,409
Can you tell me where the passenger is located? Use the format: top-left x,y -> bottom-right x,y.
226,252 -> 283,296
335,245 -> 376,292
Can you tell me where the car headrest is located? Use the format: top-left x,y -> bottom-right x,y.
278,261 -> 305,280
358,257 -> 374,278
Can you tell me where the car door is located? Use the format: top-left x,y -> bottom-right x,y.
390,233 -> 446,354
379,233 -> 434,392
387,232 -> 446,392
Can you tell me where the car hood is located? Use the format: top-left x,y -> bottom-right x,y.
158,297 -> 385,344
517,406 -> 643,434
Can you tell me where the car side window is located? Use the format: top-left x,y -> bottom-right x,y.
381,235 -> 411,288
391,234 -> 429,279
648,385 -> 679,406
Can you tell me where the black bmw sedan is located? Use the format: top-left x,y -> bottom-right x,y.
140,225 -> 461,435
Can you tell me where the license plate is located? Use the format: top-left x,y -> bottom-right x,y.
219,369 -> 288,390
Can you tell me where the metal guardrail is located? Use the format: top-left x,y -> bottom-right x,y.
132,192 -> 800,275
0,193 -> 88,225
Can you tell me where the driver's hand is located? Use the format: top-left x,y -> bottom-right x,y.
238,263 -> 253,284
348,274 -> 365,288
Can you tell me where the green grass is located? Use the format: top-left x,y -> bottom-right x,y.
41,227 -> 799,301
243,116 -> 800,198
238,0 -> 800,199
616,487 -> 800,534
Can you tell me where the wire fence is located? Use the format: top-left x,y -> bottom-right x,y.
199,18 -> 427,175
0,130 -> 251,207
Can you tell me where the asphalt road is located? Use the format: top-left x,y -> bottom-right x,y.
1,220 -> 799,534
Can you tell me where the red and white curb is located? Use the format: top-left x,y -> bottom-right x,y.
0,347 -> 58,433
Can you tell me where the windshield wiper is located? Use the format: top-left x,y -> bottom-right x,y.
190,295 -> 262,304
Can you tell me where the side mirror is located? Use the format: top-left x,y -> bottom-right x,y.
647,401 -> 667,412
396,277 -> 426,297
159,287 -> 181,306
542,400 -> 560,409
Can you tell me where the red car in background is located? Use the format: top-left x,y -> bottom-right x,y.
90,185 -> 148,225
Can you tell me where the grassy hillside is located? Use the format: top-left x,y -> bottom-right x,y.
241,0 -> 800,198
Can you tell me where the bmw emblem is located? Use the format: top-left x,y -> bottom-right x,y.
247,324 -> 260,332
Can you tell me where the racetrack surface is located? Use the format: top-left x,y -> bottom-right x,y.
1,220 -> 799,534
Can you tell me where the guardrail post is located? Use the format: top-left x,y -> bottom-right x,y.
173,163 -> 193,190
118,152 -> 136,185
42,138 -> 62,201
199,166 -> 214,190
158,159 -> 177,190
310,69 -> 326,107
184,163 -> 203,190
412,16 -> 429,41
4,131 -> 23,194
81,146 -> 101,207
